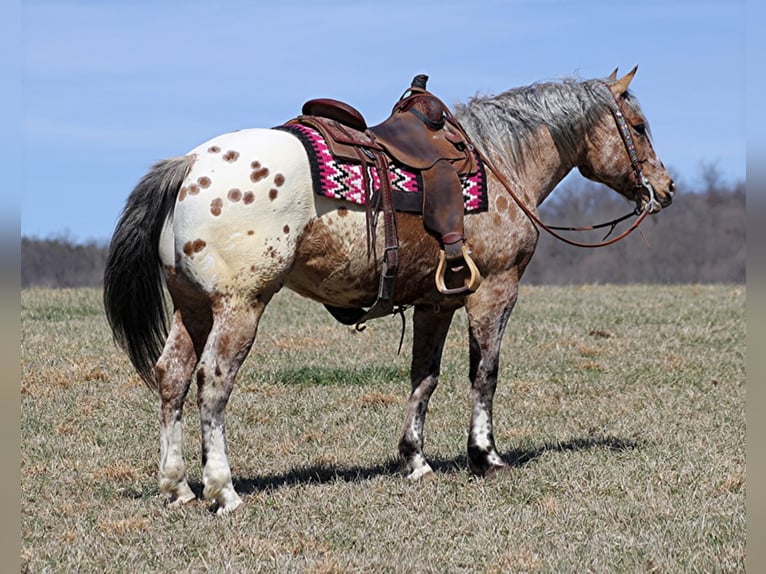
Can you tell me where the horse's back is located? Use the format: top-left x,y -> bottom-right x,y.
161,128 -> 315,296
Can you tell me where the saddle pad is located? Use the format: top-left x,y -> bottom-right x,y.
275,123 -> 488,213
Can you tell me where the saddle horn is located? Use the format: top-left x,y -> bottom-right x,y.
411,74 -> 429,90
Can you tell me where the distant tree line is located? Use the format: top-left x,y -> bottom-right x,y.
21,235 -> 108,288
21,169 -> 744,288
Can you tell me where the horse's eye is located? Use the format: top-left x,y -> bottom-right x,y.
632,123 -> 647,136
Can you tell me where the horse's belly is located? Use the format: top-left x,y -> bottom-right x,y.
286,203 -> 442,307
286,203 -> 379,307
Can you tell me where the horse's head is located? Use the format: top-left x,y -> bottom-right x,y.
578,66 -> 675,213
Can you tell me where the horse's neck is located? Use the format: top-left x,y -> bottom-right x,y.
490,126 -> 577,210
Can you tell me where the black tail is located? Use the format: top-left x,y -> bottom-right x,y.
103,156 -> 195,388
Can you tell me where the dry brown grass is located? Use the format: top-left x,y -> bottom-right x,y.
21,285 -> 745,572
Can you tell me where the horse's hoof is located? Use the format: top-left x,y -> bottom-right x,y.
167,492 -> 196,507
163,481 -> 196,506
215,494 -> 243,515
406,464 -> 434,481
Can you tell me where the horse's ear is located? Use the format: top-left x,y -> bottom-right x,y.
607,68 -> 619,81
609,65 -> 638,96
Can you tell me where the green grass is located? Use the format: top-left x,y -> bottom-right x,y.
21,285 -> 745,573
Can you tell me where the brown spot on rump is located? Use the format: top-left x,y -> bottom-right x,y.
222,150 -> 240,162
228,188 -> 242,202
211,198 -> 223,216
283,224 -> 290,234
247,230 -> 254,235
188,183 -> 200,196
269,189 -> 278,201
337,207 -> 348,217
182,239 -> 206,258
198,176 -> 211,189
274,173 -> 285,187
495,195 -> 508,212
178,187 -> 188,202
252,167 -> 270,183
250,161 -> 269,182
243,191 -> 255,205
208,146 -> 221,153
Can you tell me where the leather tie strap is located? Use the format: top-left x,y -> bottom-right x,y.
374,151 -> 399,300
478,152 -> 650,249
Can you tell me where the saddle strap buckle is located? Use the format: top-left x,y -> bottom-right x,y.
435,245 -> 482,296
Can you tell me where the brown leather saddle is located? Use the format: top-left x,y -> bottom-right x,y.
287,75 -> 483,325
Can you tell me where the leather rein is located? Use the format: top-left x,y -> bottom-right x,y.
465,82 -> 659,249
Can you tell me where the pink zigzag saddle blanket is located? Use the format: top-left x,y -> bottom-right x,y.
276,123 -> 488,214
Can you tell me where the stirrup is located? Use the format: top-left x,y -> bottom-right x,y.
435,244 -> 482,296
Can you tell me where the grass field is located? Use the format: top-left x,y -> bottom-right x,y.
21,284 -> 745,573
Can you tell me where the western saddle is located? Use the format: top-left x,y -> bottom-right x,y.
288,75 -> 483,325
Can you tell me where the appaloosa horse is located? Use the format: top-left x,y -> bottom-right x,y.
104,67 -> 674,514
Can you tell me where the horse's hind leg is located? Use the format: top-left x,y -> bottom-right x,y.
399,305 -> 455,479
156,307 -> 210,505
196,294 -> 267,514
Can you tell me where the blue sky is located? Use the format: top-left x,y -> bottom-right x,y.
17,0 -> 746,242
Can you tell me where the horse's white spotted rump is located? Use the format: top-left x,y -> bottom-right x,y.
160,129 -> 315,296
104,69 -> 675,514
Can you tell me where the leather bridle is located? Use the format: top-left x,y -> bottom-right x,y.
471,81 -> 659,249
601,82 -> 660,214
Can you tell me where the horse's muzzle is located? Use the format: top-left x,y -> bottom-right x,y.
640,178 -> 674,213
657,179 -> 676,208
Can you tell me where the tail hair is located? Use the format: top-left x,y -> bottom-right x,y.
103,156 -> 195,388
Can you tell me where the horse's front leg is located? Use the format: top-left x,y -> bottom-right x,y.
399,305 -> 455,479
196,295 -> 265,514
465,272 -> 519,475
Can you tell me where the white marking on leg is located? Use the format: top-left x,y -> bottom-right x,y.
202,423 -> 242,513
158,407 -> 195,504
472,407 -> 493,451
471,405 -> 506,470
